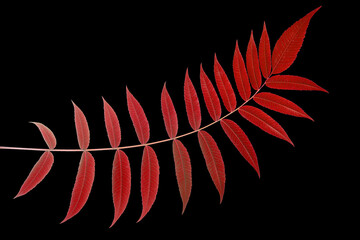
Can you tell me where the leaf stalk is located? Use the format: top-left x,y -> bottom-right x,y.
0,78 -> 269,154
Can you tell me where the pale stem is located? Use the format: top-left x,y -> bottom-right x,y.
0,77 -> 269,153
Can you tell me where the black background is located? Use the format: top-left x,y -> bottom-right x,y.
0,0 -> 355,238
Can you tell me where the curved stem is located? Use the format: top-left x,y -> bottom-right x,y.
0,78 -> 269,153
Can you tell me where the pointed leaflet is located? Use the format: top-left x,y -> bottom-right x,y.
61,151 -> 95,224
103,99 -> 130,227
110,150 -> 131,228
214,54 -> 237,112
246,31 -> 262,90
14,151 -> 54,198
239,105 -> 293,146
161,83 -> 178,138
184,69 -> 201,130
200,64 -> 222,121
272,7 -> 321,74
266,75 -> 328,92
103,97 -> 121,148
259,22 -> 271,79
220,119 -> 260,178
172,139 -> 192,214
126,88 -> 150,144
138,146 -> 160,222
233,40 -> 251,101
198,130 -> 225,203
31,122 -> 57,149
72,102 -> 90,150
253,92 -> 313,121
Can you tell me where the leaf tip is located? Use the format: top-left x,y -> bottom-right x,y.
307,115 -> 315,122
136,215 -> 145,223
60,217 -> 69,224
257,169 -> 261,179
71,100 -> 80,111
126,86 -> 133,99
109,219 -> 117,229
13,193 -> 22,199
102,96 -> 111,108
181,200 -> 189,215
219,194 -> 224,204
289,138 -> 295,147
315,6 -> 322,12
125,86 -> 130,95
181,207 -> 186,215
185,67 -> 190,78
262,22 -> 268,34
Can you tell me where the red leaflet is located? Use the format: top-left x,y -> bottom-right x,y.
239,105 -> 294,146
172,139 -> 192,214
254,92 -> 313,121
214,54 -> 237,112
103,97 -> 121,148
246,31 -> 262,90
138,146 -> 160,222
272,7 -> 321,74
14,151 -> 54,198
184,69 -> 201,131
110,150 -> 131,228
72,102 -> 90,150
233,40 -> 251,101
161,83 -> 178,138
198,130 -> 225,203
31,122 -> 57,149
266,75 -> 328,93
126,88 -> 150,144
61,151 -> 95,224
259,22 -> 271,79
200,64 -> 222,121
220,119 -> 259,178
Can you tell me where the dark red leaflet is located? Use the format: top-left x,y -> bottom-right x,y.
246,31 -> 262,90
161,83 -> 178,138
126,87 -> 150,144
214,54 -> 237,112
259,22 -> 271,79
138,146 -> 160,222
103,97 -> 121,148
197,130 -> 225,203
253,92 -> 313,121
271,7 -> 321,74
239,105 -> 294,146
172,139 -> 192,214
61,151 -> 95,224
200,64 -> 222,121
233,40 -> 251,101
184,69 -> 202,131
220,119 -> 260,178
266,75 -> 328,93
72,102 -> 90,150
31,122 -> 57,149
14,151 -> 54,198
110,150 -> 131,228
